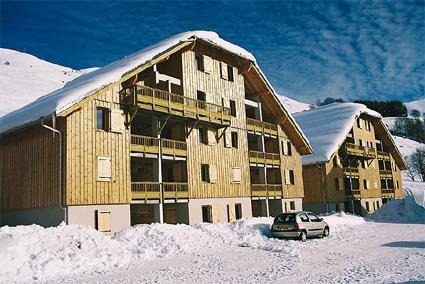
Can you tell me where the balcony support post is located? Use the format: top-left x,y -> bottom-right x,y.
156,119 -> 164,224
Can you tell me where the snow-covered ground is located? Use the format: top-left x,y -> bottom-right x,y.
1,198 -> 424,284
0,48 -> 97,116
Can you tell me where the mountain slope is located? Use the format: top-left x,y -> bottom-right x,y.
0,48 -> 97,117
405,98 -> 425,115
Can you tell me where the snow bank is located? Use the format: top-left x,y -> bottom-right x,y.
0,214 -> 365,283
370,192 -> 425,224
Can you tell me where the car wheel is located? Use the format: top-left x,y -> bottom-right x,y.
323,227 -> 329,237
299,230 -> 307,242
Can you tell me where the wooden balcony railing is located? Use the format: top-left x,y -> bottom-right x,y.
344,167 -> 359,175
344,142 -> 376,159
381,188 -> 395,198
131,135 -> 187,157
122,85 -> 231,126
161,138 -> 187,157
131,182 -> 188,200
251,184 -> 283,198
246,118 -> 278,137
163,182 -> 189,199
377,151 -> 390,160
344,189 -> 361,200
379,170 -> 393,176
249,150 -> 280,166
130,135 -> 160,154
131,182 -> 161,199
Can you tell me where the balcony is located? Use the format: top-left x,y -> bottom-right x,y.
343,167 -> 359,176
131,135 -> 187,158
379,170 -> 393,177
345,189 -> 361,200
251,184 -> 283,198
249,150 -> 280,166
343,143 -> 376,159
122,85 -> 231,126
131,182 -> 189,200
377,151 -> 390,160
381,188 -> 395,198
246,118 -> 278,137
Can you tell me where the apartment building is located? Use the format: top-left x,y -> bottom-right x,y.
293,103 -> 407,216
0,31 -> 312,232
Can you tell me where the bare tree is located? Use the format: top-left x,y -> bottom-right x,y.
409,148 -> 425,182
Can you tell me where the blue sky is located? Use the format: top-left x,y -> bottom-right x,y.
1,1 -> 424,103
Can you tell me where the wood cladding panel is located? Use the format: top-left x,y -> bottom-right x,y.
0,125 -> 60,210
64,85 -> 130,205
182,50 -> 251,199
278,126 -> 305,198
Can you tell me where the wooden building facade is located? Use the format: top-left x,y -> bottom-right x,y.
0,32 -> 312,232
294,104 -> 407,216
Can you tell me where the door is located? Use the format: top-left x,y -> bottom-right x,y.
307,212 -> 323,236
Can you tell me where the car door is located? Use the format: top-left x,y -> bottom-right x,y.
307,212 -> 322,236
298,213 -> 312,234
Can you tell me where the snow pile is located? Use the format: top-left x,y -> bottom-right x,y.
293,102 -> 383,165
0,224 -> 132,283
0,48 -> 96,117
370,191 -> 425,224
0,214 -> 366,282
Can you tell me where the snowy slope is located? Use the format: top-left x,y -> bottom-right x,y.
278,95 -> 311,114
0,48 -> 97,117
405,98 -> 425,115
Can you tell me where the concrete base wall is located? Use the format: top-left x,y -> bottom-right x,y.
188,197 -> 252,224
0,206 -> 65,227
360,198 -> 382,215
282,198 -> 303,212
67,204 -> 130,233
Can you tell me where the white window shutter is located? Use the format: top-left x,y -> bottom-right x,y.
282,140 -> 287,155
209,164 -> 217,183
203,55 -> 213,74
97,156 -> 111,181
359,119 -> 363,129
374,180 -> 378,189
220,62 -> 228,80
227,204 -> 236,222
224,130 -> 232,148
232,167 -> 241,183
212,204 -> 220,223
208,128 -> 216,145
96,210 -> 111,234
110,109 -> 124,132
285,170 -> 291,185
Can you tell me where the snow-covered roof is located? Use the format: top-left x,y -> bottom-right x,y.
0,31 -> 256,133
293,102 -> 391,165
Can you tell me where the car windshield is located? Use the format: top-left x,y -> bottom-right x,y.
274,214 -> 296,224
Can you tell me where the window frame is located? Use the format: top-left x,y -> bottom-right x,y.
96,107 -> 110,131
201,164 -> 210,182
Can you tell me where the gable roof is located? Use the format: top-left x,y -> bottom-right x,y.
0,31 -> 312,154
293,102 -> 407,169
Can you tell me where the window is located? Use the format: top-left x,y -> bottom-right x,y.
195,54 -> 204,71
307,213 -> 321,222
201,164 -> 210,182
287,142 -> 292,156
357,118 -> 363,129
97,156 -> 111,181
227,65 -> 234,82
299,213 -> 309,222
396,180 -> 399,189
199,127 -> 208,144
335,178 -> 340,190
363,179 -> 370,189
235,204 -> 242,219
231,131 -> 238,148
230,100 -> 236,117
232,167 -> 241,183
220,62 -> 228,80
285,170 -> 295,185
365,202 -> 370,212
202,205 -> 212,223
359,139 -> 363,147
290,201 -> 296,211
197,90 -> 206,101
96,107 -> 110,131
376,201 -> 380,209
289,170 -> 295,185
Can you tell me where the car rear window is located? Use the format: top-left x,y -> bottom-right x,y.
274,214 -> 296,224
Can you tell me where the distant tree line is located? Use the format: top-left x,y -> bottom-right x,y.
391,117 -> 425,143
353,100 -> 408,117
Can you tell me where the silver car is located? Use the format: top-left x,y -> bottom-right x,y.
271,211 -> 329,241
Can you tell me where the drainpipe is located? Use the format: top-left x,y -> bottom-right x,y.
316,162 -> 329,213
41,115 -> 67,224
